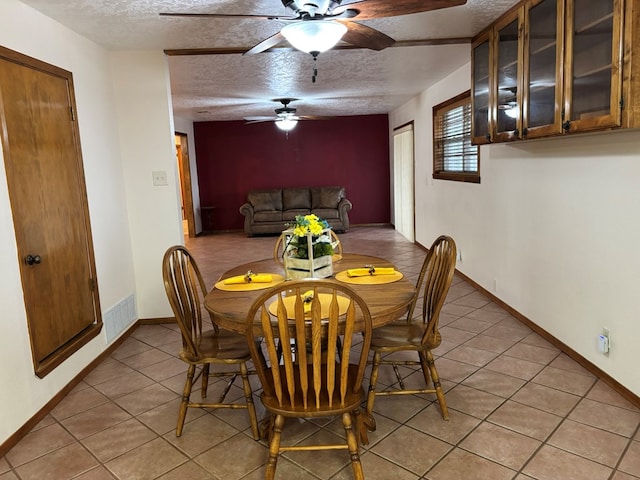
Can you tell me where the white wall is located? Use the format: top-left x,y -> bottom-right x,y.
0,0 -> 180,444
109,51 -> 183,319
390,64 -> 640,396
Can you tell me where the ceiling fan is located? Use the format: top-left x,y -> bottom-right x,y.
160,0 -> 467,56
244,98 -> 331,131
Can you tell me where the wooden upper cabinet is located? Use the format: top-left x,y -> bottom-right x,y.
471,30 -> 493,144
563,0 -> 623,133
472,0 -> 630,144
523,0 -> 565,138
493,7 -> 524,142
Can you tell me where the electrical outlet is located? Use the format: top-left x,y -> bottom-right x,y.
152,170 -> 168,186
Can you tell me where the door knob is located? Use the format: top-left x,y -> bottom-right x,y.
25,254 -> 42,265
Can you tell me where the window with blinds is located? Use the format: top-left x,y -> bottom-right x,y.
433,90 -> 480,183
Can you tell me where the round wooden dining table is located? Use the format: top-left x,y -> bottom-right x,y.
204,253 -> 416,335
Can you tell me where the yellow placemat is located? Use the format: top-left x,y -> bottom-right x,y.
214,274 -> 285,292
268,293 -> 350,319
335,269 -> 404,285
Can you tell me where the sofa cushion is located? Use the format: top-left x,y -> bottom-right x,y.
312,208 -> 339,220
254,210 -> 283,223
283,209 -> 311,221
311,186 -> 344,209
248,189 -> 282,212
283,188 -> 311,210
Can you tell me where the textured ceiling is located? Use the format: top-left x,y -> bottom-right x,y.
18,0 -> 519,121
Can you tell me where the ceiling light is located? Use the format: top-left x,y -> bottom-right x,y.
504,105 -> 519,119
275,118 -> 298,131
281,20 -> 348,54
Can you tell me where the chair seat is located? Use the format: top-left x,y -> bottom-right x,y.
181,328 -> 252,363
371,323 -> 441,350
261,363 -> 365,417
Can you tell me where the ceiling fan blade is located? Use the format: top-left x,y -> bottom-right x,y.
244,32 -> 286,55
298,115 -> 334,120
337,0 -> 466,20
341,21 -> 395,51
159,12 -> 294,20
244,116 -> 278,123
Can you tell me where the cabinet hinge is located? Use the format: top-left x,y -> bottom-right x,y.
620,96 -> 625,110
69,106 -> 75,122
89,278 -> 97,291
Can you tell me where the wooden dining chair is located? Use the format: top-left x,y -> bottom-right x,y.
365,235 -> 457,420
246,279 -> 375,480
330,229 -> 343,261
273,231 -> 286,266
162,245 -> 259,439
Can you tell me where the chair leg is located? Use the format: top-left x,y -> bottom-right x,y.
265,414 -> 284,480
417,350 -> 432,387
366,350 -> 382,414
176,364 -> 196,437
240,362 -> 260,440
354,408 -> 376,445
342,412 -> 364,480
201,364 -> 210,398
425,350 -> 449,420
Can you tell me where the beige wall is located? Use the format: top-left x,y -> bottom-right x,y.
0,0 -> 180,444
390,63 -> 640,396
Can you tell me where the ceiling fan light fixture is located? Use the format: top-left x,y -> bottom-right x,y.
504,104 -> 519,119
281,20 -> 347,54
275,118 -> 298,131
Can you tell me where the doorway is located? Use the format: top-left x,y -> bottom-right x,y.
175,132 -> 196,238
393,122 -> 415,242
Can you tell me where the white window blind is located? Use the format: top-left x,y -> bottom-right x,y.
433,91 -> 480,183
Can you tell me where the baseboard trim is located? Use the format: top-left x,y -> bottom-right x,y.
137,316 -> 176,325
454,269 -> 640,409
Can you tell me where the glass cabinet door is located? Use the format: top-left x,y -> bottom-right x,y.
494,9 -> 524,142
471,30 -> 492,145
563,0 -> 623,133
523,0 -> 564,138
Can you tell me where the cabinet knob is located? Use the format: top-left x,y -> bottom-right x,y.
485,134 -> 491,142
563,121 -> 571,131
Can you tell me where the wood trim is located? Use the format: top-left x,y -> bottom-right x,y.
454,269 -> 640,409
0,321 -> 138,458
137,317 -> 177,325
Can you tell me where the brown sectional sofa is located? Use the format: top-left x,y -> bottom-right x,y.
239,186 -> 352,236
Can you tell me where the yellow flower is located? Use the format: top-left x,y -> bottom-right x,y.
308,222 -> 323,235
293,225 -> 308,237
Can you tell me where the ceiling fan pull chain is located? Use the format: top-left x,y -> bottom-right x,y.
311,52 -> 319,83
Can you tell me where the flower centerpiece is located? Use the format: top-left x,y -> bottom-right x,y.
282,214 -> 334,279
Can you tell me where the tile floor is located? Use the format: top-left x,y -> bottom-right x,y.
2,226 -> 639,480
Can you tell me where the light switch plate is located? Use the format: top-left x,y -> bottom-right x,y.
152,170 -> 168,186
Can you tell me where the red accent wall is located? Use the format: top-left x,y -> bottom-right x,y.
193,114 -> 390,231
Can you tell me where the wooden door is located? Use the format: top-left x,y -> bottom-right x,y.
0,47 -> 102,378
175,133 -> 195,238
